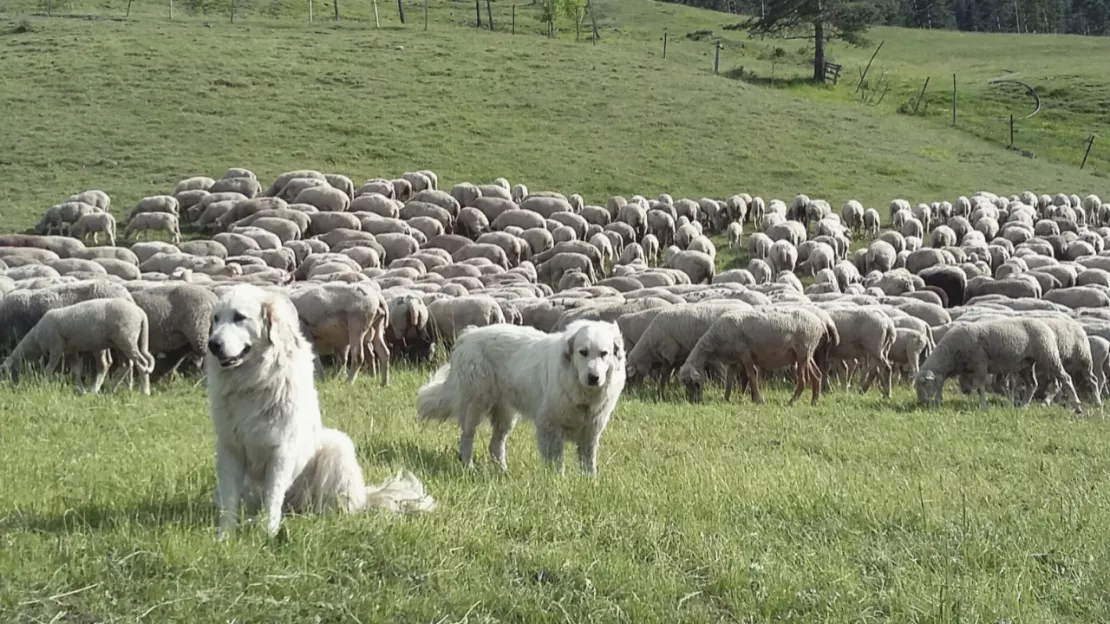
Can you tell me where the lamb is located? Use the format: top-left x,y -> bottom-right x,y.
124,213 -> 181,244
914,318 -> 1082,412
0,280 -> 134,347
726,222 -> 743,248
1,298 -> 155,395
292,282 -> 390,385
69,212 -> 117,246
677,307 -> 829,405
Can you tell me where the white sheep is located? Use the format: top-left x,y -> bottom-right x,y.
726,222 -> 743,248
124,212 -> 181,244
69,212 -> 117,246
1,298 -> 154,395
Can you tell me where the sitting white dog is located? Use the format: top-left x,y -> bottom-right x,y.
206,284 -> 434,541
416,320 -> 626,475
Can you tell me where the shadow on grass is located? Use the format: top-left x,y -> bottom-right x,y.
369,438 -> 467,478
2,494 -> 212,535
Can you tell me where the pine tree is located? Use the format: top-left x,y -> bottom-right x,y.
733,0 -> 885,82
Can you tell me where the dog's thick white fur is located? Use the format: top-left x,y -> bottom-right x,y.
206,284 -> 435,541
416,320 -> 626,474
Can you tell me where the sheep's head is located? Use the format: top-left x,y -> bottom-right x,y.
677,363 -> 704,404
914,369 -> 942,405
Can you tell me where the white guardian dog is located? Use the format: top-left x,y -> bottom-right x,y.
206,284 -> 435,541
416,320 -> 626,475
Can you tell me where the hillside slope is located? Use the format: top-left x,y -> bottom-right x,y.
0,14 -> 1104,229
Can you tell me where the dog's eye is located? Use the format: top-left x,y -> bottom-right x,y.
599,351 -> 608,358
578,349 -> 588,357
232,312 -> 246,323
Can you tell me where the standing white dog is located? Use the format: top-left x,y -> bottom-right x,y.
416,320 -> 626,475
206,284 -> 435,541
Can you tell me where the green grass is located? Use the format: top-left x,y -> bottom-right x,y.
4,374 -> 1110,622
3,0 -> 1110,621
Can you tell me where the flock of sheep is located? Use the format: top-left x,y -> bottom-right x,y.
3,166 -> 1110,415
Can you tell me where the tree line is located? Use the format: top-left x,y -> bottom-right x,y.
666,0 -> 1110,35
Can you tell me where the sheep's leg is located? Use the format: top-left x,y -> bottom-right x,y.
809,360 -> 823,405
744,360 -> 763,404
345,322 -> 365,384
370,328 -> 390,387
72,356 -> 87,394
723,367 -> 735,402
788,358 -> 807,406
89,351 -> 111,394
879,357 -> 893,399
487,405 -> 516,472
859,364 -> 876,392
44,350 -> 64,377
1056,372 -> 1084,414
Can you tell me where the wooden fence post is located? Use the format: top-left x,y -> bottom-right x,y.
663,32 -> 667,59
952,74 -> 957,126
475,0 -> 481,26
309,0 -> 313,21
334,0 -> 339,20
854,40 -> 884,94
714,42 -> 721,74
1009,114 -> 1014,146
397,0 -> 405,23
912,76 -> 930,115
1081,135 -> 1095,169
512,4 -> 515,33
423,0 -> 428,29
487,0 -> 494,29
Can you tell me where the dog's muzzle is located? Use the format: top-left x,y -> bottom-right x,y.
208,338 -> 250,368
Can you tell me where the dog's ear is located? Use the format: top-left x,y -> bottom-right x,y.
563,333 -> 576,362
262,295 -> 305,351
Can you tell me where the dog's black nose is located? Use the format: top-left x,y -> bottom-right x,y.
207,338 -> 223,357
587,373 -> 600,386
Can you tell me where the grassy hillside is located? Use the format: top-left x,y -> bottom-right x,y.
2,2 -> 1110,622
0,8 -> 1106,233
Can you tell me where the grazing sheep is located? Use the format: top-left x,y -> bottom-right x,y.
726,222 -> 743,248
69,212 -> 117,246
665,250 -> 714,284
678,307 -> 828,405
626,305 -> 729,398
1,298 -> 154,395
128,195 -> 180,220
427,296 -> 506,346
914,318 -> 1082,412
124,213 -> 181,244
131,284 -> 217,378
292,282 -> 391,385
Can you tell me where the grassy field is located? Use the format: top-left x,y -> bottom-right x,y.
3,0 -> 1110,621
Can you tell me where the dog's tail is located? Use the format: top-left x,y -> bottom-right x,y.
415,363 -> 454,422
363,470 -> 437,514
